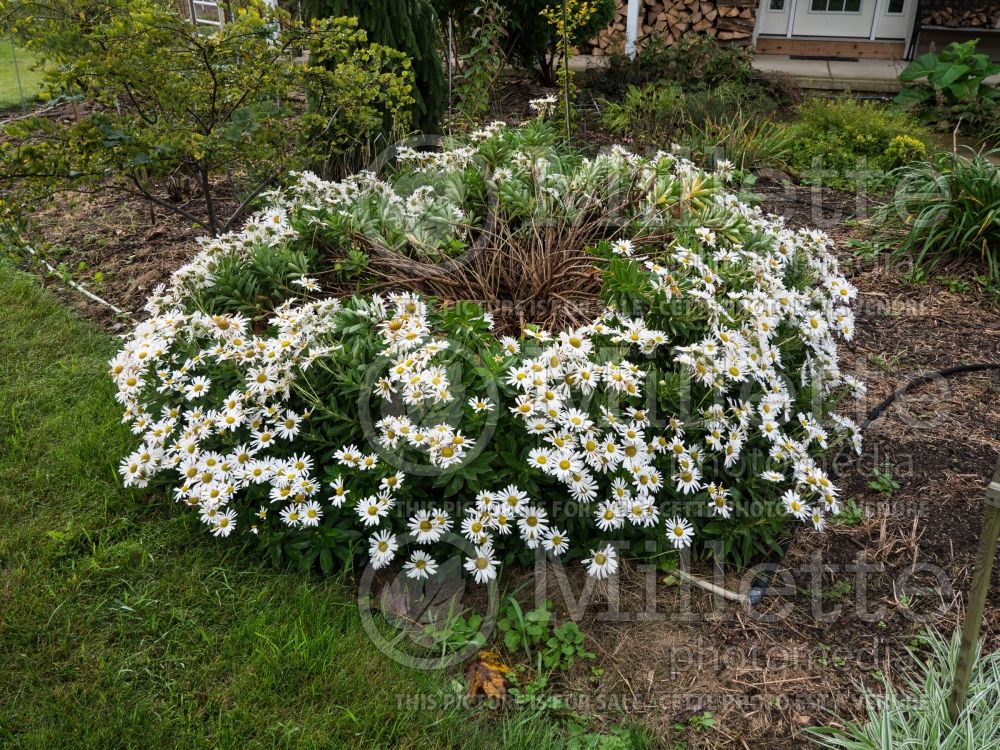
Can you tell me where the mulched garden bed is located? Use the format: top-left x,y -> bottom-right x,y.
7,94 -> 999,748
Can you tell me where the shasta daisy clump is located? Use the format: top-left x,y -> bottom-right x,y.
110,121 -> 864,581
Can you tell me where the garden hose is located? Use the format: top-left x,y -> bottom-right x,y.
831,361 -> 1000,476
745,361 -> 1000,605
858,362 -> 1000,433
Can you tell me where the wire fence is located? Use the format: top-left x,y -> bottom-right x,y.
1,36 -> 43,113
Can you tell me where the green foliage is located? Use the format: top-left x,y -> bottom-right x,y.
565,721 -> 659,750
786,98 -> 931,190
676,114 -> 794,174
832,498 -> 865,526
0,0 -> 414,235
304,0 -> 445,132
497,599 -> 593,672
600,80 -> 780,144
698,507 -> 790,569
541,0 -> 601,135
505,0 -> 615,84
447,0 -> 508,127
595,35 -> 792,178
896,39 -> 1000,136
884,134 -> 929,167
498,599 -> 554,658
0,266 -> 598,750
599,80 -> 791,187
876,147 -> 1000,284
590,33 -> 763,96
542,620 -> 594,671
600,82 -> 687,143
674,711 -> 717,732
807,629 -> 1000,750
424,611 -> 488,653
333,246 -> 371,280
867,465 -> 899,494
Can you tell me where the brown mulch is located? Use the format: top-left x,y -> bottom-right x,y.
23,190 -> 200,330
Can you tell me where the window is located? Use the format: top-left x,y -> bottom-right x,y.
811,0 -> 862,11
769,0 -> 784,9
886,0 -> 904,13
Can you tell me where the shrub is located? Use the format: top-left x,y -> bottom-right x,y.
110,121 -> 864,580
0,0 -> 414,235
786,97 -> 931,190
594,34 -> 754,94
599,83 -> 791,181
505,0 -> 615,85
599,80 -> 779,150
876,146 -> 1000,285
303,0 -> 446,132
446,0 -> 509,127
600,83 -> 689,145
676,114 -> 793,174
896,39 -> 1000,137
807,630 -> 1000,749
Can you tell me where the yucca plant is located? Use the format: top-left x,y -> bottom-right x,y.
807,629 -> 1000,749
878,147 -> 1000,284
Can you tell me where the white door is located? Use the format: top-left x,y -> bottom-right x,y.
792,0 -> 878,38
873,0 -> 913,39
757,0 -> 793,36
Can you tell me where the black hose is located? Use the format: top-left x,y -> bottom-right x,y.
859,362 -> 1000,433
749,361 -> 1000,604
829,361 -> 1000,478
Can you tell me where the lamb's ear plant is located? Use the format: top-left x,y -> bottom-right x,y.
806,629 -> 1000,750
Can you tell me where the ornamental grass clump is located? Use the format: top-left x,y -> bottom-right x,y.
111,119 -> 864,580
878,147 -> 1000,285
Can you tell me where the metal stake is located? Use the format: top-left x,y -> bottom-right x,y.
562,0 -> 570,141
947,453 -> 1000,724
10,36 -> 26,111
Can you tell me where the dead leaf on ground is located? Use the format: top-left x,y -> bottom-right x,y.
466,649 -> 511,699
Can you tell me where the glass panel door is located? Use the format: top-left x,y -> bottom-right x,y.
873,0 -> 912,39
757,0 -> 793,36
792,0 -> 878,37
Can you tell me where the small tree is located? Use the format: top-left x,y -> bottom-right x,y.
304,0 -> 446,132
507,0 -> 613,85
0,0 -> 415,236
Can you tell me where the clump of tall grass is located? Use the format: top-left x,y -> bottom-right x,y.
677,115 -> 794,174
807,630 -> 1000,749
599,82 -> 792,173
877,147 -> 1000,284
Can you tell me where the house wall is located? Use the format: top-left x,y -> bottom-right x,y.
581,0 -> 1000,62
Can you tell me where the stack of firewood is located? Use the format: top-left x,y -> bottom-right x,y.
584,0 -> 757,56
920,5 -> 1000,28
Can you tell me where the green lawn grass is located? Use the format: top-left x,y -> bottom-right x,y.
0,268 -> 599,749
0,38 -> 44,110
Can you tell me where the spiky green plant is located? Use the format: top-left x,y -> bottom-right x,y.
678,114 -> 794,174
878,147 -> 1000,284
807,629 -> 1000,749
